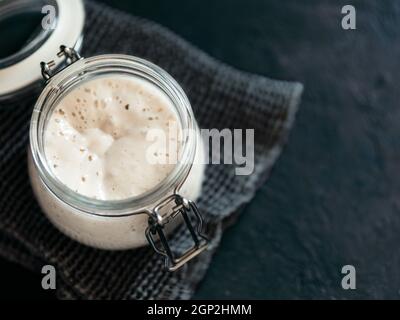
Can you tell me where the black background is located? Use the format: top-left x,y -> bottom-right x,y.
1,0 -> 400,299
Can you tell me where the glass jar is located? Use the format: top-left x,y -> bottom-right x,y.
28,47 -> 208,271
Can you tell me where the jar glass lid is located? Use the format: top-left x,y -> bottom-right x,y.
0,0 -> 85,100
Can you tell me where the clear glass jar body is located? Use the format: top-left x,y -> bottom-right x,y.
28,55 -> 205,250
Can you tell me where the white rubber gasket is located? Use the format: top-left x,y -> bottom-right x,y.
0,0 -> 85,97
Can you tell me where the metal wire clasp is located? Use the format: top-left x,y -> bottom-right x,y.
146,194 -> 209,272
40,45 -> 82,81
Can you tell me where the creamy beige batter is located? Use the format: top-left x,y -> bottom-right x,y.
44,76 -> 180,200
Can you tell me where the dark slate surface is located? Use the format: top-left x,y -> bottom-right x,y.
0,0 -> 399,299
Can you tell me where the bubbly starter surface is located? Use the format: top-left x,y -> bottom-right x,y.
44,76 -> 180,200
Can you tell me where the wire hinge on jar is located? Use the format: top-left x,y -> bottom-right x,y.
146,194 -> 209,272
40,45 -> 82,81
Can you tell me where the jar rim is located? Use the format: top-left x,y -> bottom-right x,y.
30,54 -> 197,217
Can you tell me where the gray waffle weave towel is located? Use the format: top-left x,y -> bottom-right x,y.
0,1 -> 302,299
